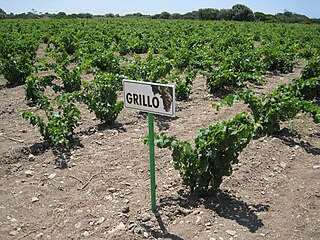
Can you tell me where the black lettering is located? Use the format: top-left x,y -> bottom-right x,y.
142,95 -> 147,106
133,94 -> 139,105
152,97 -> 160,108
139,94 -> 142,106
147,96 -> 152,107
126,93 -> 132,104
127,92 -> 160,109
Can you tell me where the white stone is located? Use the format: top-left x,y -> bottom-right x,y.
25,170 -> 35,177
74,222 -> 82,229
226,230 -> 236,236
108,222 -> 125,234
35,233 -> 44,239
31,197 -> 39,202
9,230 -> 18,236
141,213 -> 151,222
28,154 -> 35,161
104,195 -> 113,201
96,217 -> 105,225
280,162 -> 287,169
196,216 -> 201,224
48,173 -> 56,179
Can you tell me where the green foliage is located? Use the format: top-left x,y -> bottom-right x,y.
59,65 -> 82,93
153,77 -> 319,193
198,8 -> 219,21
0,17 -> 318,171
123,51 -> 173,83
231,4 -> 255,22
275,11 -> 310,24
204,69 -> 244,92
172,48 -> 192,71
151,113 -> 255,192
165,70 -> 196,101
218,78 -> 320,136
2,52 -> 35,85
2,18 -> 318,96
24,75 -> 53,109
22,94 -> 81,148
301,57 -> 320,80
260,45 -> 294,73
0,34 -> 38,85
203,42 -> 264,92
91,49 -> 120,72
50,30 -> 78,55
46,53 -> 83,93
81,72 -> 124,124
278,77 -> 320,101
25,75 -> 44,103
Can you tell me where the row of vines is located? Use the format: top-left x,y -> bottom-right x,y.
0,18 -> 319,192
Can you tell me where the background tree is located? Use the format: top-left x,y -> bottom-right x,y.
254,12 -> 266,21
55,12 -> 67,19
231,4 -> 255,21
125,12 -> 144,18
198,8 -> 219,20
0,8 -> 6,19
159,12 -> 171,19
169,13 -> 182,19
217,9 -> 233,20
182,11 -> 199,20
78,13 -> 93,19
68,13 -> 78,19
105,13 -> 115,18
276,11 -> 309,23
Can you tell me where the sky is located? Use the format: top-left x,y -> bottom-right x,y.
1,0 -> 320,18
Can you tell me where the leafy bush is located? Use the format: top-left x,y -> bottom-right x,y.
204,69 -> 252,92
22,93 -> 81,148
301,57 -> 320,80
2,52 -> 36,85
90,47 -> 120,73
150,78 -> 319,193
0,35 -> 38,85
165,70 -> 196,101
49,53 -> 82,93
123,52 -> 172,83
218,78 -> 320,136
50,30 -> 78,55
81,72 -> 124,124
24,75 -> 56,108
151,113 -> 255,192
260,45 -> 294,73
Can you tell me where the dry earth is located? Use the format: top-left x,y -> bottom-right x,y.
0,61 -> 319,240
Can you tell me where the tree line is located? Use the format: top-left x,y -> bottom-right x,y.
1,4 -> 319,24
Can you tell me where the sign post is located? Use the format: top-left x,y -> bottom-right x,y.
123,80 -> 175,211
148,113 -> 156,211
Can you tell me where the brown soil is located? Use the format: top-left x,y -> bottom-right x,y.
0,61 -> 319,240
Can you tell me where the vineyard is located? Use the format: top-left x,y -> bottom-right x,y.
0,18 -> 319,240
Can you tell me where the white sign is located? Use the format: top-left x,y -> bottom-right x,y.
123,80 -> 175,117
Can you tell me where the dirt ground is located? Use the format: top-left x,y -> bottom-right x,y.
0,60 -> 319,240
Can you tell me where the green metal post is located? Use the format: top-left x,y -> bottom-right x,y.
148,113 -> 156,211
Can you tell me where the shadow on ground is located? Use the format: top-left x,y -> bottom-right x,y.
276,128 -> 320,155
147,211 -> 184,240
157,189 -> 269,234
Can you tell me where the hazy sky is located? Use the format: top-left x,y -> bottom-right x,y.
1,0 -> 320,18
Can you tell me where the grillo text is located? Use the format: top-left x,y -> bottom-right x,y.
126,93 -> 160,108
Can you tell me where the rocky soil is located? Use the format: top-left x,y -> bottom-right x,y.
0,61 -> 319,240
